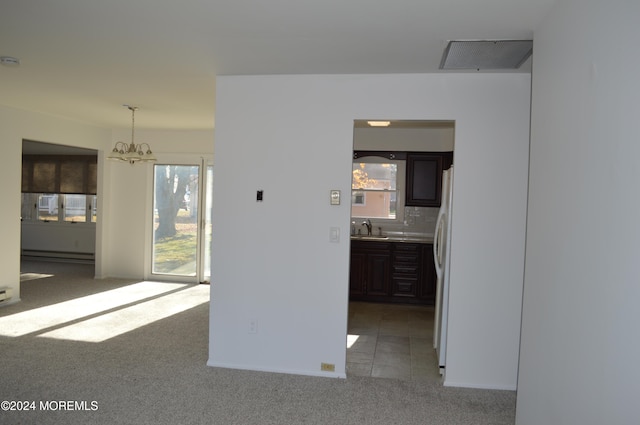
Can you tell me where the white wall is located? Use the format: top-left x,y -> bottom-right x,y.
21,222 -> 96,256
210,73 -> 530,387
517,1 -> 640,423
0,105 -> 110,301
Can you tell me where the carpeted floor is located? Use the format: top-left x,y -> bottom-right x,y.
0,261 -> 516,425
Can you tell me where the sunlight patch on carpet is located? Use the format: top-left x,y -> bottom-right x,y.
0,281 -> 186,337
20,272 -> 54,281
39,285 -> 209,342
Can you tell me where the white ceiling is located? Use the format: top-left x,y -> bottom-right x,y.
0,0 -> 555,130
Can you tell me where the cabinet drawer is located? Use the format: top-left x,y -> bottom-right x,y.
393,265 -> 418,275
393,243 -> 420,264
351,241 -> 391,252
394,243 -> 420,252
393,254 -> 419,264
392,278 -> 418,297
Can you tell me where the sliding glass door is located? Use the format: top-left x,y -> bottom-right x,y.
201,164 -> 213,283
151,161 -> 212,283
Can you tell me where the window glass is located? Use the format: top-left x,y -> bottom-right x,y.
63,194 -> 87,222
351,162 -> 398,219
37,194 -> 59,222
152,164 -> 199,276
21,193 -> 96,223
90,195 -> 97,223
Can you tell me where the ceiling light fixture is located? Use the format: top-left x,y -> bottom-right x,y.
367,121 -> 391,127
108,105 -> 157,165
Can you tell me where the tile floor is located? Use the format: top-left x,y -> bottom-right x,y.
347,301 -> 441,382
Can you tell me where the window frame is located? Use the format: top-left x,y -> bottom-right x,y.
351,155 -> 405,223
21,193 -> 97,224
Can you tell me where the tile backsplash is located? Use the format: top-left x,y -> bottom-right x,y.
351,206 -> 439,238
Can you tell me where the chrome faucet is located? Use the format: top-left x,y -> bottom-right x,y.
362,219 -> 372,236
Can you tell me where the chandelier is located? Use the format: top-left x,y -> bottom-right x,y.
108,105 -> 157,164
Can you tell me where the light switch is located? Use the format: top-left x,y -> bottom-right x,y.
329,227 -> 340,243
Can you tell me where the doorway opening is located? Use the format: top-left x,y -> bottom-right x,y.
346,119 -> 454,381
20,140 -> 98,267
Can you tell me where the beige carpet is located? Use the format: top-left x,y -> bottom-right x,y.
0,261 -> 516,424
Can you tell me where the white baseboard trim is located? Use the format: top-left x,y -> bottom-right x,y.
0,297 -> 21,307
443,380 -> 517,391
206,360 -> 346,379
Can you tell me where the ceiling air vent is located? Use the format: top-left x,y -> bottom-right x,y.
440,40 -> 533,70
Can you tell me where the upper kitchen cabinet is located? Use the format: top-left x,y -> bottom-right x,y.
405,152 -> 453,207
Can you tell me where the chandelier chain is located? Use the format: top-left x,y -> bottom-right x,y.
128,105 -> 138,146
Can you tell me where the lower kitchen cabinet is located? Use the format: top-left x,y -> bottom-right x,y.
391,243 -> 420,298
419,244 -> 436,303
349,250 -> 367,297
349,241 -> 391,300
350,240 -> 435,305
366,252 -> 392,296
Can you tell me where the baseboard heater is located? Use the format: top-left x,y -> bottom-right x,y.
0,287 -> 13,303
21,249 -> 95,263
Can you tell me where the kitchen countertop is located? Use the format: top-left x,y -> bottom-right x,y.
350,234 -> 434,244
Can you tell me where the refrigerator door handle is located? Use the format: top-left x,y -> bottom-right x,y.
433,213 -> 444,278
433,212 -> 443,349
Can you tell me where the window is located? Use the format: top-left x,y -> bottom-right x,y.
21,154 -> 98,224
21,193 -> 97,223
351,160 -> 403,220
63,194 -> 97,223
38,194 -> 58,222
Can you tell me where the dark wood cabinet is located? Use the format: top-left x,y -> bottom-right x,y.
349,250 -> 367,296
350,240 -> 436,305
349,241 -> 391,300
391,243 -> 420,298
366,252 -> 392,296
405,152 -> 453,207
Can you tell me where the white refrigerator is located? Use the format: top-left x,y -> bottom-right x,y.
433,165 -> 453,374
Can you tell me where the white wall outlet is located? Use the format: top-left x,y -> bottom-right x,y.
249,319 -> 257,334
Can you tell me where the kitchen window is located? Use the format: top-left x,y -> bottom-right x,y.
351,158 -> 405,221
